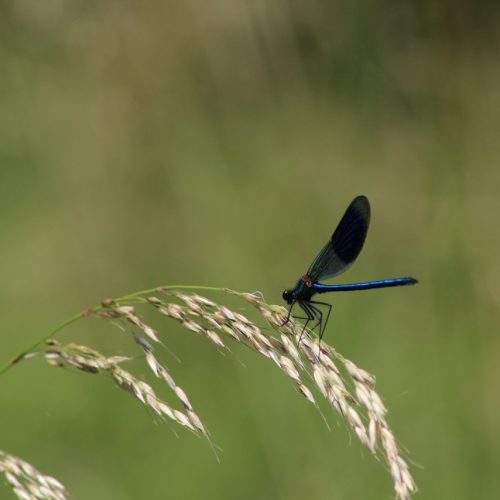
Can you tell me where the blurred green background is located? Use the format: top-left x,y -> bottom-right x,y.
1,1 -> 499,498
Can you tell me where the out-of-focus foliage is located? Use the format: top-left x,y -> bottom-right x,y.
0,1 -> 499,498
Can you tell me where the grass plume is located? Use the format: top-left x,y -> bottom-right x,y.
1,286 -> 417,499
0,451 -> 67,500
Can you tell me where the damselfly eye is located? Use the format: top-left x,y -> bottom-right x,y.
282,290 -> 293,304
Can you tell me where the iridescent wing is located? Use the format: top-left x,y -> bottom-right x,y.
307,196 -> 370,282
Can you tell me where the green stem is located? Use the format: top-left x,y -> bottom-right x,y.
114,285 -> 230,302
0,312 -> 84,377
0,284 -> 233,378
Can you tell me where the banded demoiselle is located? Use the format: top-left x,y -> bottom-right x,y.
282,195 -> 417,339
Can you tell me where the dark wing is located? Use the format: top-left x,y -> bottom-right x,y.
307,195 -> 370,281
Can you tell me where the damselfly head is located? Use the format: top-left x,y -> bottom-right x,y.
282,289 -> 295,304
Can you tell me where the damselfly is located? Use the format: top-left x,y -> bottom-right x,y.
282,195 -> 417,339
